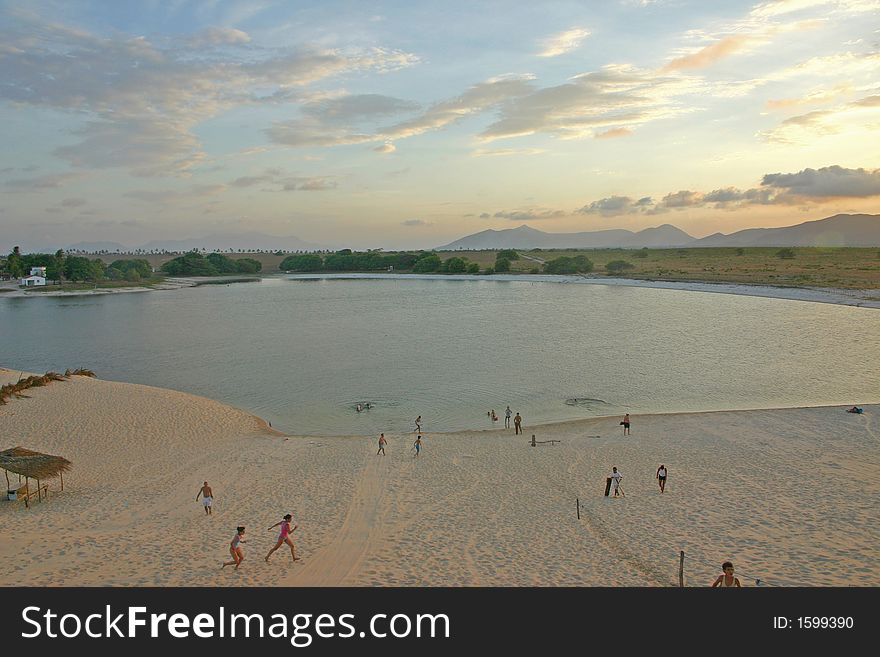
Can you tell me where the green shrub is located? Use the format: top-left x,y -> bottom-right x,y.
494,258 -> 511,273
467,262 -> 479,273
776,248 -> 795,259
605,260 -> 635,274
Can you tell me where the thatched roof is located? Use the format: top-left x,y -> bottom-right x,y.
0,446 -> 71,480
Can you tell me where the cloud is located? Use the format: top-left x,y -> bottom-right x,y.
537,27 -> 591,58
280,177 -> 337,191
478,65 -> 704,142
373,143 -> 396,154
123,184 -> 226,203
0,14 -> 418,176
60,197 -> 87,207
577,196 -> 653,215
471,148 -> 546,157
761,90 -> 880,143
401,219 -> 431,226
761,165 -> 880,198
4,172 -> 82,190
574,165 -> 880,216
595,127 -> 633,139
492,208 -> 567,221
186,27 -> 251,48
662,35 -> 752,71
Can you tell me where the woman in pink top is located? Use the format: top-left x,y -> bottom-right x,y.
265,513 -> 300,563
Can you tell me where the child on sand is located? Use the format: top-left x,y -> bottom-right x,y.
265,514 -> 299,563
413,435 -> 422,457
711,562 -> 742,587
610,467 -> 623,497
222,526 -> 246,569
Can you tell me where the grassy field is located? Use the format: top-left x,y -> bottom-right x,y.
68,247 -> 880,289
443,247 -> 880,289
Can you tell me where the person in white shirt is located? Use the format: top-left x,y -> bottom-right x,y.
656,465 -> 667,493
505,406 -> 512,428
610,467 -> 623,497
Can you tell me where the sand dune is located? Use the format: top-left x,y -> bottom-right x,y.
1,367 -> 877,586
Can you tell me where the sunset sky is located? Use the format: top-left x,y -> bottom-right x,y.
1,0 -> 879,251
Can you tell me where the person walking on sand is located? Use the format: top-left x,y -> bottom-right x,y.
621,413 -> 631,436
711,562 -> 742,587
377,433 -> 387,456
265,513 -> 299,563
505,406 -> 512,428
514,412 -> 522,435
413,435 -> 422,457
196,481 -> 213,515
656,464 -> 667,493
222,526 -> 246,569
610,467 -> 623,497
415,415 -> 422,432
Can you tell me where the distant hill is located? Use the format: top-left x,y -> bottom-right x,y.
438,214 -> 880,250
437,224 -> 695,249
692,214 -> 880,247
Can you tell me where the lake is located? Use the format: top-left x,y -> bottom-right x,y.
2,276 -> 878,435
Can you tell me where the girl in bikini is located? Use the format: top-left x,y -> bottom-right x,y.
265,513 -> 300,563
222,526 -> 246,570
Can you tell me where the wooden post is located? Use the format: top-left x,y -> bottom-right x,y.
531,434 -> 536,447
576,498 -> 580,520
60,471 -> 64,491
679,551 -> 685,588
37,478 -> 41,502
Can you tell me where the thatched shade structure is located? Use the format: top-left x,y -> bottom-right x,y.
1,446 -> 71,506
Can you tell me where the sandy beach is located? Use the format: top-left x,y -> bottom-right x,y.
1,367 -> 877,587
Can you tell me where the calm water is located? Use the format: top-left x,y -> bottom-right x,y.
2,277 -> 879,435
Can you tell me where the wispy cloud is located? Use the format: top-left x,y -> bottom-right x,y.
0,13 -> 418,176
4,172 -> 82,190
537,27 -> 591,58
401,218 -> 431,226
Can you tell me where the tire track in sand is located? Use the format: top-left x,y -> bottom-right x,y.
287,446 -> 387,585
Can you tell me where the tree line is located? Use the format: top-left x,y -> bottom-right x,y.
2,247 -> 155,283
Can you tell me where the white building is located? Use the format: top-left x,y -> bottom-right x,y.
20,275 -> 47,287
30,266 -> 47,277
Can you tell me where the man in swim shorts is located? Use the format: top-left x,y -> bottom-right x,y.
514,412 -> 522,434
413,435 -> 422,456
377,433 -> 387,456
196,481 -> 213,515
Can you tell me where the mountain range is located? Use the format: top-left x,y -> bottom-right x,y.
437,214 -> 880,250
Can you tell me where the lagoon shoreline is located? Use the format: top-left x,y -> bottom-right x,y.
1,272 -> 878,308
1,366 -> 877,587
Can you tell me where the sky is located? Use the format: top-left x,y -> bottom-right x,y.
1,0 -> 879,251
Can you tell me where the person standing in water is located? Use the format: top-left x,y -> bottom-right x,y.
377,433 -> 387,456
222,526 -> 246,569
415,416 -> 422,432
505,406 -> 512,428
656,464 -> 667,493
196,481 -> 213,515
265,513 -> 299,563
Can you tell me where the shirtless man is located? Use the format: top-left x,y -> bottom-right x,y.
377,433 -> 387,456
514,412 -> 523,435
196,481 -> 213,515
